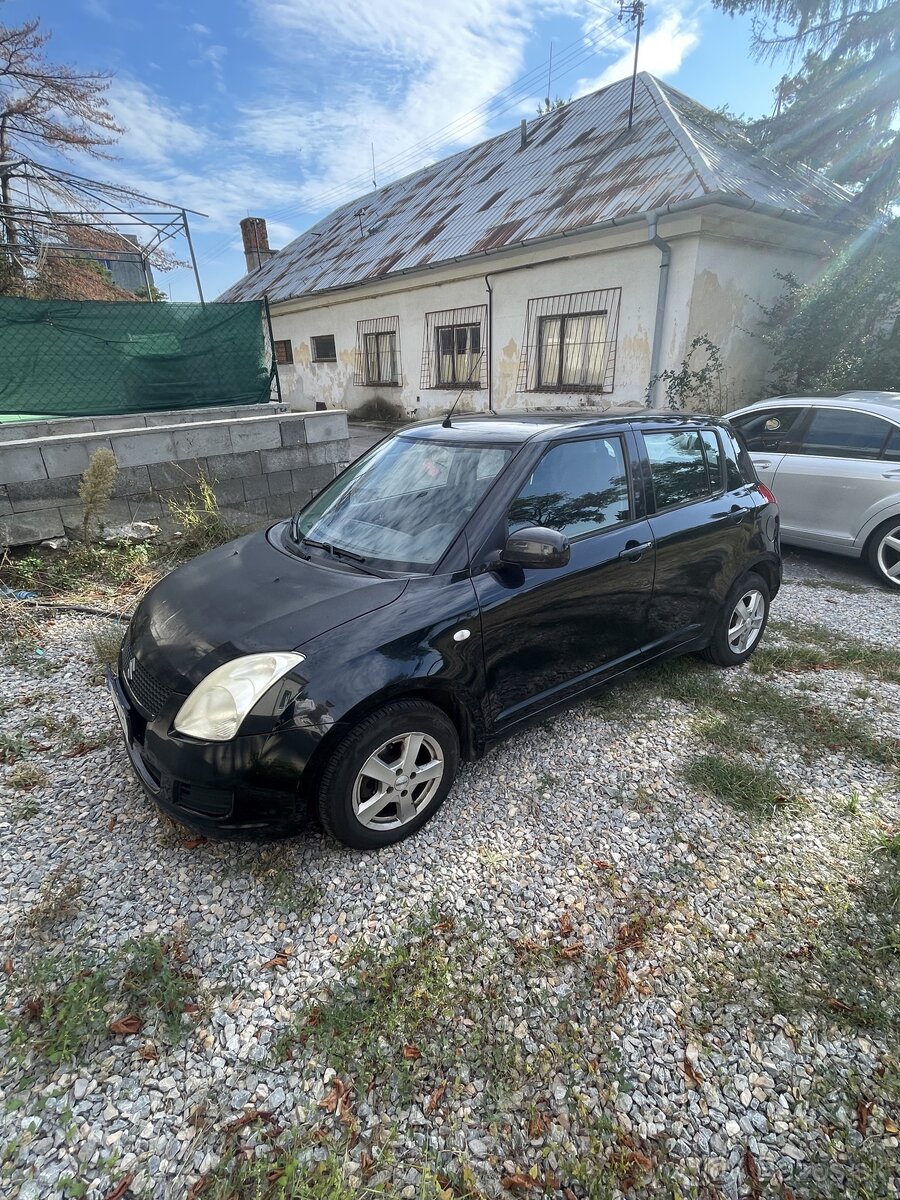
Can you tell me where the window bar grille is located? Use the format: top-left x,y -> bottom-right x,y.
354,315 -> 402,386
516,288 -> 621,394
420,305 -> 488,389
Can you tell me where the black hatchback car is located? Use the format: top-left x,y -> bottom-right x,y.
108,413 -> 780,849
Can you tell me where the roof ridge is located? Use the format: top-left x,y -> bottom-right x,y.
640,75 -> 719,196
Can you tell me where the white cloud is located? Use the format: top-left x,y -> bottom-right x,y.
574,5 -> 701,95
108,79 -> 207,165
186,22 -> 211,35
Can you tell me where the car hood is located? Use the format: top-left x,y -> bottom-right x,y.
128,525 -> 408,691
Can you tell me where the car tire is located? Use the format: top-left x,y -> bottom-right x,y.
701,571 -> 770,667
866,517 -> 900,589
317,699 -> 460,850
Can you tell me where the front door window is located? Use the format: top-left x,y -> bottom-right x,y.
508,436 -> 630,538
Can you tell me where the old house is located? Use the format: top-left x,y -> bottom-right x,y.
219,72 -> 849,417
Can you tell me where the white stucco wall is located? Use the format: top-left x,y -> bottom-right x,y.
267,205 -> 833,418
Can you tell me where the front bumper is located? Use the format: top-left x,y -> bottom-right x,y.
106,668 -> 323,837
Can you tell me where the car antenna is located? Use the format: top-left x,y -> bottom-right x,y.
442,350 -> 485,428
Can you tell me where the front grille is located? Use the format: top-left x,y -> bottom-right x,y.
121,627 -> 170,720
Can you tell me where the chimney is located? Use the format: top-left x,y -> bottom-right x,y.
240,216 -> 275,273
520,118 -> 527,149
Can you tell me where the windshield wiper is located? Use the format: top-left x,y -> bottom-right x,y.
300,537 -> 375,573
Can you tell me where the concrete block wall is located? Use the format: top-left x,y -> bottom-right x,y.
0,408 -> 350,547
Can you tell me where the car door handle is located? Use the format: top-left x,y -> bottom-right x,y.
714,505 -> 745,524
882,470 -> 900,479
618,539 -> 654,561
754,461 -> 773,470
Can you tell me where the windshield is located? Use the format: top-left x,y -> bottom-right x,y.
293,436 -> 513,572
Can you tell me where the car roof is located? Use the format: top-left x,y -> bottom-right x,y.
398,410 -> 728,445
730,393 -> 900,421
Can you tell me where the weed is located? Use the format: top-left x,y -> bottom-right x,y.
1,541 -> 158,604
684,753 -> 790,814
10,795 -> 40,820
791,577 -> 869,594
78,448 -> 118,543
167,472 -> 236,560
87,623 -> 124,684
0,731 -> 30,764
9,934 -> 193,1063
250,849 -> 324,917
6,762 -> 47,791
18,866 -> 83,934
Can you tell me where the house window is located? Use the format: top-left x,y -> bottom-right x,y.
420,305 -> 487,389
538,311 -> 608,390
355,316 -> 401,386
273,339 -> 293,365
311,334 -> 336,363
517,289 -> 621,394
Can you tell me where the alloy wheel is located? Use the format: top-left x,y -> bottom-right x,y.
727,588 -> 766,655
876,524 -> 900,586
352,731 -> 445,830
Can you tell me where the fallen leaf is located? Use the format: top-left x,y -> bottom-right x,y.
884,1117 -> 899,1134
616,917 -> 647,953
612,959 -> 628,1004
559,910 -> 573,938
108,816 -> 117,832
501,1173 -> 538,1191
360,1148 -> 374,1178
557,942 -> 583,960
857,1096 -> 874,1135
591,859 -> 612,869
682,1056 -> 703,1087
137,1043 -> 158,1061
825,997 -> 856,1014
426,1082 -> 446,1114
3,958 -> 12,975
528,1113 -> 548,1139
223,1109 -> 278,1140
744,1148 -> 760,1199
102,1174 -> 135,1200
266,1167 -> 284,1184
630,1150 -> 652,1172
319,1079 -> 350,1115
182,836 -> 207,849
563,1189 -> 578,1200
109,1016 -> 142,1036
183,1001 -> 199,1014
260,948 -> 291,970
433,915 -> 455,933
402,1044 -> 421,1060
21,998 -> 41,1020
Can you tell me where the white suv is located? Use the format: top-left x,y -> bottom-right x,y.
728,392 -> 900,587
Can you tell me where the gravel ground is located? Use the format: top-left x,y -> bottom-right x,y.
1,578 -> 899,1200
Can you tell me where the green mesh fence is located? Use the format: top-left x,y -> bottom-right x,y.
0,298 -> 273,418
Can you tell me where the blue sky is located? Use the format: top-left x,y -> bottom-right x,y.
7,0 -> 785,299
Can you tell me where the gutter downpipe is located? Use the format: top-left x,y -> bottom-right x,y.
646,210 -> 671,409
484,272 -> 495,415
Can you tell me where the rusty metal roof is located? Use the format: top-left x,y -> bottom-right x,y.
219,73 -> 850,305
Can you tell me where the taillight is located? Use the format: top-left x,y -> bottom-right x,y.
757,482 -> 778,506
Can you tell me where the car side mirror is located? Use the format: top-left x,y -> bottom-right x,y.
499,526 -> 570,570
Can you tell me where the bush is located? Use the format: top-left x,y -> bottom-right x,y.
77,448 -> 118,543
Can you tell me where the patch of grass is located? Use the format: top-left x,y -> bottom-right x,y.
1,541 -> 158,600
250,849 -> 324,917
6,762 -> 47,791
10,795 -> 41,821
758,619 -> 900,684
274,909 -> 514,1108
7,934 -> 193,1064
30,712 -> 116,757
791,577 -> 869,594
684,752 -> 790,814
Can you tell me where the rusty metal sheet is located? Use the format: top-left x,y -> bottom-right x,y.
219,73 -> 851,304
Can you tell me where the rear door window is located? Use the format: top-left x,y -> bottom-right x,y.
700,430 -> 723,492
884,426 -> 900,462
722,428 -> 756,489
730,406 -> 806,451
508,436 -> 631,538
643,431 -> 710,510
797,408 -> 893,459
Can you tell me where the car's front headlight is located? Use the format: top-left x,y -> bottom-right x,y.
173,652 -> 306,741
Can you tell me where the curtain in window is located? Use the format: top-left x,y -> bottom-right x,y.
540,317 -> 561,386
366,332 -> 396,383
562,314 -> 607,387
